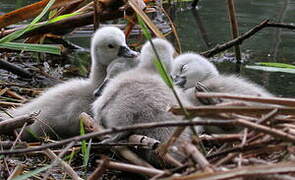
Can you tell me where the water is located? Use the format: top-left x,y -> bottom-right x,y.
1,0 -> 295,97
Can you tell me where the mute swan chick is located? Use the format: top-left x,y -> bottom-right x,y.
1,26 -> 138,140
92,39 -> 192,165
93,56 -> 139,97
172,53 -> 273,134
172,53 -> 273,106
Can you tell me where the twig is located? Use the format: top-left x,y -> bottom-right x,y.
195,92 -> 295,107
43,141 -> 82,180
266,22 -> 295,30
226,0 -> 241,62
182,142 -> 214,172
128,134 -> 160,150
0,60 -> 32,78
87,157 -> 109,180
0,113 -> 37,134
7,164 -> 25,180
200,19 -> 269,57
170,106 -> 295,117
96,160 -> 165,177
0,119 -> 235,155
10,122 -> 27,150
0,141 -> 27,149
81,112 -> 153,168
199,134 -> 242,142
166,161 -> 295,180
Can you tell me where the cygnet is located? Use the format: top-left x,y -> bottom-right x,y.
171,53 -> 273,134
172,53 -> 273,106
1,26 -> 138,140
92,38 -> 193,166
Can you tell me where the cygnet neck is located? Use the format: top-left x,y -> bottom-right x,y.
89,54 -> 107,88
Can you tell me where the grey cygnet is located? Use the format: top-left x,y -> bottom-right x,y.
1,26 -> 137,140
171,53 -> 273,134
172,53 -> 273,106
92,38 -> 193,166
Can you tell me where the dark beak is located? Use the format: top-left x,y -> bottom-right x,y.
94,79 -> 109,97
118,46 -> 138,58
174,75 -> 187,88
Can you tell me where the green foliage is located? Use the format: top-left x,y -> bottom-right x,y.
0,42 -> 62,55
48,12 -> 81,23
256,62 -> 295,69
137,15 -> 173,88
0,0 -> 61,55
79,119 -> 91,167
12,164 -> 52,180
246,65 -> 295,74
0,0 -> 56,43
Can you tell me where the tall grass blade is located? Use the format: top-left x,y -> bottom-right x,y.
0,0 -> 56,43
48,12 -> 81,23
137,15 -> 173,88
12,164 -> 52,180
0,42 -> 62,55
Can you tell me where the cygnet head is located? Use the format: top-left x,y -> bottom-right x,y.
171,53 -> 219,89
91,26 -> 138,66
139,38 -> 175,73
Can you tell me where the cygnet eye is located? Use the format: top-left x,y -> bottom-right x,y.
108,44 -> 114,48
180,64 -> 189,73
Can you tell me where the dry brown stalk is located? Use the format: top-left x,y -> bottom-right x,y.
0,119 -> 234,155
206,140 -> 274,160
195,92 -> 295,107
214,153 -> 238,167
96,160 -> 165,177
0,141 -> 27,149
0,113 -> 37,134
10,122 -> 28,150
182,142 -> 214,172
0,10 -> 125,39
6,89 -> 28,103
0,0 -> 84,29
128,0 -> 165,38
87,157 -> 109,180
7,164 -> 25,180
44,141 -> 82,180
226,0 -> 241,62
128,134 -> 160,149
163,161 -> 295,180
80,112 -> 154,168
0,101 -> 22,108
200,134 -> 242,142
170,106 -> 295,117
0,60 -> 32,79
236,118 -> 295,143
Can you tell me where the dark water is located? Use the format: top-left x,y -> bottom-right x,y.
1,0 -> 295,97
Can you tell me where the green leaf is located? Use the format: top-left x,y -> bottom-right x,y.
0,42 -> 62,55
12,165 -> 52,180
48,12 -> 81,23
137,15 -> 152,40
246,65 -> 295,74
79,119 -> 87,155
83,138 -> 92,166
256,62 -> 295,69
0,0 -> 56,43
153,58 -> 173,88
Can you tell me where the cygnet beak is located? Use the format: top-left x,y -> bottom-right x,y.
94,79 -> 110,97
174,75 -> 187,88
118,46 -> 138,58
